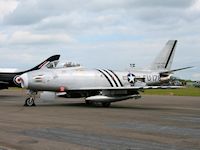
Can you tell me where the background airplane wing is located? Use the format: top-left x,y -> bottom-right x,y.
0,81 -> 9,89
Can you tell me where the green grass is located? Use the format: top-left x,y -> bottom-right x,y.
142,87 -> 200,97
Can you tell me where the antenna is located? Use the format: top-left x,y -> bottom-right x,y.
130,64 -> 135,68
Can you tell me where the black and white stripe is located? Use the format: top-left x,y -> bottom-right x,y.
97,69 -> 114,87
103,69 -> 119,87
108,69 -> 123,87
97,69 -> 123,87
165,40 -> 177,69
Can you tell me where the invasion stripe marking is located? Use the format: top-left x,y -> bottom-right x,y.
105,69 -> 122,87
103,69 -> 118,87
109,70 -> 123,87
97,69 -> 113,87
101,69 -> 117,87
165,40 -> 177,69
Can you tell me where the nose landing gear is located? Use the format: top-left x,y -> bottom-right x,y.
24,90 -> 37,107
24,97 -> 35,106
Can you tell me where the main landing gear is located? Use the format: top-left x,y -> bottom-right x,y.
85,100 -> 111,107
24,90 -> 37,107
102,102 -> 111,107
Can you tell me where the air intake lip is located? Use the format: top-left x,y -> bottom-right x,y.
19,73 -> 28,88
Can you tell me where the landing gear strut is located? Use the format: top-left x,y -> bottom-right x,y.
85,100 -> 92,105
24,90 -> 37,107
85,100 -> 111,107
102,102 -> 111,107
24,97 -> 35,106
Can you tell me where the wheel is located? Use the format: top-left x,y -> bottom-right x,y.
102,102 -> 111,107
24,97 -> 36,107
85,100 -> 92,105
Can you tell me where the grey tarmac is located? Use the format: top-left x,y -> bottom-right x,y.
0,89 -> 199,150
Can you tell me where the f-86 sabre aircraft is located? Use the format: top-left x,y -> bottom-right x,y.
18,40 -> 192,107
0,55 -> 60,90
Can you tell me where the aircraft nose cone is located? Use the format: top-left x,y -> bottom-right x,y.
19,73 -> 29,88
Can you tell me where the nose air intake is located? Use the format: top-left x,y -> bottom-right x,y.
18,73 -> 28,88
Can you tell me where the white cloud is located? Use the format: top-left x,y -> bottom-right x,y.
190,0 -> 200,11
9,31 -> 74,44
0,0 -> 18,20
192,73 -> 200,80
0,0 -> 199,80
0,32 -> 6,43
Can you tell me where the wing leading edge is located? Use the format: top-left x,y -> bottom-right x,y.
76,86 -> 184,91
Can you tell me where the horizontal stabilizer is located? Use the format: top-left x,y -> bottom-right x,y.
160,66 -> 193,75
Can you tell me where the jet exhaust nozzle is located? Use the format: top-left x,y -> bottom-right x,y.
160,74 -> 172,82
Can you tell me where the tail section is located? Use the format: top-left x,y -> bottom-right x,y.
23,55 -> 60,73
150,40 -> 177,70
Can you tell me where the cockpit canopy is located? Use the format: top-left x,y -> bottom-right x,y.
46,61 -> 59,69
57,62 -> 81,68
45,61 -> 81,69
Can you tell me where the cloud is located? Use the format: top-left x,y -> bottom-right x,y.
4,0 -> 49,25
5,0 -> 197,26
0,0 -> 199,80
4,0 -> 90,25
0,0 -> 18,20
133,0 -> 195,8
190,0 -> 200,11
0,32 -> 6,43
9,31 -> 74,45
192,73 -> 200,80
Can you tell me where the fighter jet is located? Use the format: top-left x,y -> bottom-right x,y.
194,81 -> 200,88
0,55 -> 60,90
18,40 -> 192,107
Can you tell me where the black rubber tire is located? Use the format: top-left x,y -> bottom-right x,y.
24,97 -> 35,107
102,102 -> 111,107
85,100 -> 92,105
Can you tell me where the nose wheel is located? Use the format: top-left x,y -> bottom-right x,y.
24,97 -> 36,106
24,90 -> 37,107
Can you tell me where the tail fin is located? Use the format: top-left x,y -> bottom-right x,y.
24,55 -> 60,73
150,40 -> 177,70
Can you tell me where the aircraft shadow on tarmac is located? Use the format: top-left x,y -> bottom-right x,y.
0,95 -> 22,99
34,102 -> 175,111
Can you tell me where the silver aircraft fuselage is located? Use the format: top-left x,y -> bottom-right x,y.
20,67 -> 162,92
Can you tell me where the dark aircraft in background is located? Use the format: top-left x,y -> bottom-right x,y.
194,81 -> 200,87
0,55 -> 60,90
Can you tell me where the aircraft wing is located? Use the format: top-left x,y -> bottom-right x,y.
72,86 -> 184,102
160,66 -> 193,75
76,86 -> 183,91
0,81 -> 9,89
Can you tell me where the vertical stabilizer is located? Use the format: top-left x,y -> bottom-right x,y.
150,40 -> 177,70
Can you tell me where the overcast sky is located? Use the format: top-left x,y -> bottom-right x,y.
0,0 -> 200,80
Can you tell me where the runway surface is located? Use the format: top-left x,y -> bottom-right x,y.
0,89 -> 199,150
